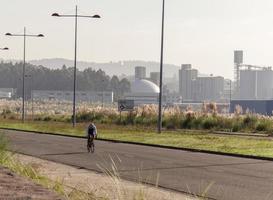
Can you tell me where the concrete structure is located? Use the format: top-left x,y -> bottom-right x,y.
165,94 -> 182,105
223,79 -> 233,102
234,50 -> 244,96
32,90 -> 114,104
239,68 -> 273,100
179,64 -> 198,101
125,79 -> 183,105
0,88 -> 15,99
192,76 -> 224,101
150,72 -> 160,86
125,79 -> 159,105
178,64 -> 224,102
230,100 -> 273,116
135,66 -> 146,80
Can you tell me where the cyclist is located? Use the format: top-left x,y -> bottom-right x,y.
86,122 -> 97,151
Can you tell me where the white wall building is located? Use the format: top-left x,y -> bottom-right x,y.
192,76 -> 224,101
124,79 -> 159,105
179,64 -> 198,101
125,79 -> 182,105
0,88 -> 15,99
240,68 -> 273,100
32,90 -> 114,104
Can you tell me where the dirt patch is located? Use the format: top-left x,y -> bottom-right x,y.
17,154 -> 198,200
0,166 -> 63,200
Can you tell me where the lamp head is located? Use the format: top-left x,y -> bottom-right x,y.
92,15 -> 101,18
52,13 -> 60,17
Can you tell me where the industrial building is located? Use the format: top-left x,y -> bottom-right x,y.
32,90 -> 114,104
126,67 -> 182,105
135,66 -> 146,80
239,67 -> 273,99
124,79 -> 159,105
229,50 -> 273,115
124,79 -> 182,105
150,72 -> 160,86
223,79 -> 233,101
178,64 -> 224,102
230,100 -> 273,116
232,50 -> 273,100
179,64 -> 198,101
192,76 -> 224,102
0,88 -> 16,99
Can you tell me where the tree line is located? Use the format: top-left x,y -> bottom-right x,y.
0,62 -> 131,100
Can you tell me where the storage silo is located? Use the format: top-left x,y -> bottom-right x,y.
257,69 -> 273,99
234,50 -> 244,98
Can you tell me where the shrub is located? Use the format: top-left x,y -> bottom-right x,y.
216,116 -> 233,131
191,116 -> 203,129
256,120 -> 272,132
43,116 -> 52,122
243,115 -> 258,130
202,117 -> 218,130
180,112 -> 195,129
232,121 -> 242,132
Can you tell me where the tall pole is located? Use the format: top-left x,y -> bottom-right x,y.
158,0 -> 165,133
22,27 -> 26,123
52,8 -> 100,127
229,80 -> 231,102
5,30 -> 43,122
72,5 -> 78,127
102,80 -> 104,108
229,79 -> 232,113
31,75 -> 34,120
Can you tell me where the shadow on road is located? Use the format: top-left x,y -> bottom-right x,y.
40,152 -> 87,156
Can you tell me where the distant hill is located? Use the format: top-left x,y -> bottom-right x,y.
28,58 -> 180,78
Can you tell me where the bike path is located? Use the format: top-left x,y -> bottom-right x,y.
3,129 -> 273,200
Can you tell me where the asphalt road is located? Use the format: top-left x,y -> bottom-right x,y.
3,129 -> 273,200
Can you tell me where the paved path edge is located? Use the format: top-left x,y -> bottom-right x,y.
1,127 -> 273,162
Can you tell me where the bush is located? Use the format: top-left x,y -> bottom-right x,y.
256,120 -> 272,132
180,113 -> 195,129
43,116 -> 52,122
216,116 -> 233,131
243,115 -> 258,129
202,117 -> 218,130
164,115 -> 181,130
76,111 -> 105,123
232,121 -> 242,132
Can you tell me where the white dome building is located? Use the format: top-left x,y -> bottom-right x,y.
131,79 -> 160,94
124,79 -> 160,105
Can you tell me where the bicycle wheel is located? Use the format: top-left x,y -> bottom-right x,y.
90,142 -> 95,153
87,139 -> 92,153
87,142 -> 91,153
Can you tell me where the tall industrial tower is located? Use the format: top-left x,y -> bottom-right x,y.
234,50 -> 243,97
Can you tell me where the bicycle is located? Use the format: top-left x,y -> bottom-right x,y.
87,136 -> 95,153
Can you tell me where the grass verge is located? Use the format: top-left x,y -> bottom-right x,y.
0,134 -> 66,196
1,119 -> 273,158
0,133 -> 106,199
0,133 -> 188,200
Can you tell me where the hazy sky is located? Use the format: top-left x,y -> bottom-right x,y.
1,0 -> 273,79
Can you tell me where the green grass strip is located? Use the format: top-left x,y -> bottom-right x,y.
1,119 -> 273,158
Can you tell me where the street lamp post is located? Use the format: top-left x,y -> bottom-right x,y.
229,80 -> 232,113
25,74 -> 34,119
5,28 -> 44,123
0,47 -> 9,51
52,5 -> 101,127
101,79 -> 105,108
158,0 -> 165,133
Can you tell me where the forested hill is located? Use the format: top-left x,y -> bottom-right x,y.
0,62 -> 130,100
